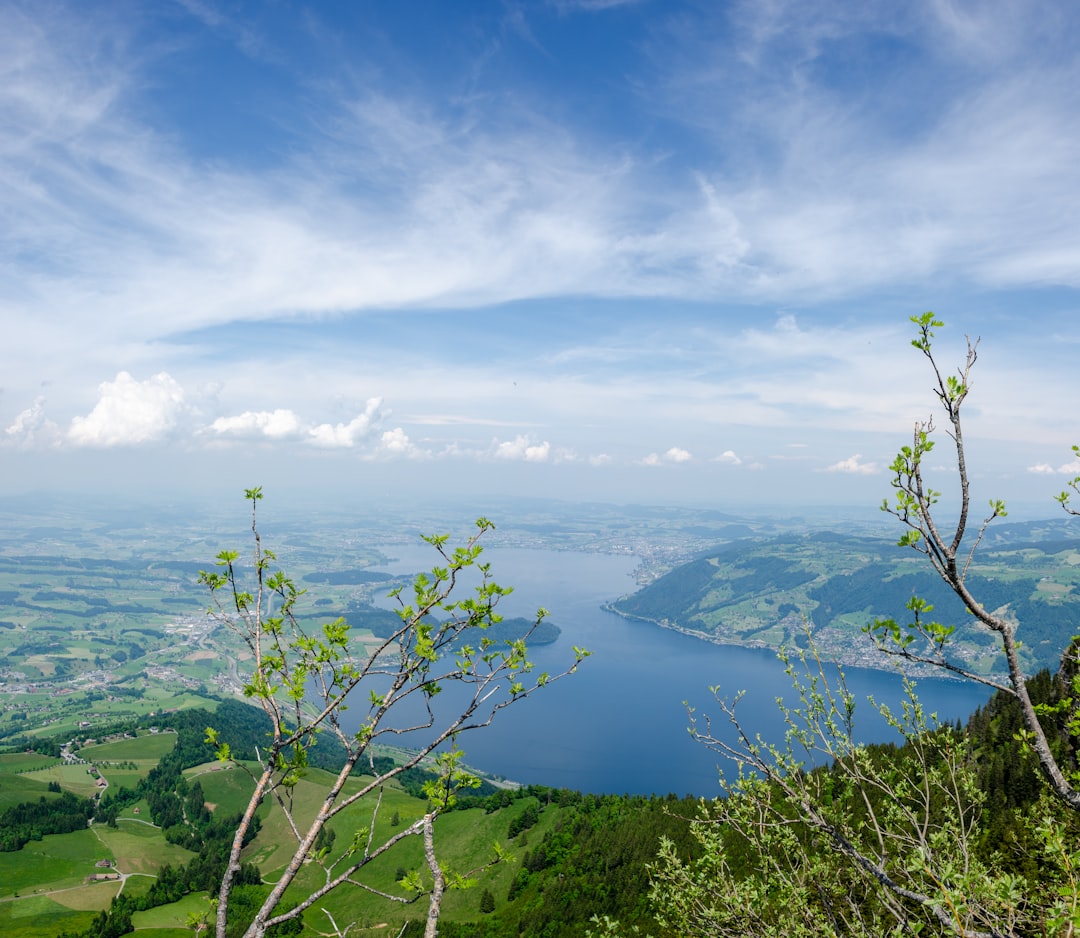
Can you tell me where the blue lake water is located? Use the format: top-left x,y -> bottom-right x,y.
357,545 -> 993,797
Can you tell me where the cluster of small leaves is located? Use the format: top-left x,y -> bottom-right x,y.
1055,444 -> 1080,516
866,596 -> 957,662
656,634 -> 1068,937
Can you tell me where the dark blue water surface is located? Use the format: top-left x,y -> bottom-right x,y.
356,545 -> 993,797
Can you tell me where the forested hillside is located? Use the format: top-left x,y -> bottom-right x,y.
612,522 -> 1080,674
2,659 -> 1069,938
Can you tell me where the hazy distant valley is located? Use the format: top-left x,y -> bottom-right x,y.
1,495 -> 1078,742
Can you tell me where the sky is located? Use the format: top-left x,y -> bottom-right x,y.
3,0 -> 1080,514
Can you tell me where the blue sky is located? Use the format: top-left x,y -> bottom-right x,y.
3,0 -> 1080,512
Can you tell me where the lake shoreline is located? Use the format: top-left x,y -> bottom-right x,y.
601,602 -> 1000,683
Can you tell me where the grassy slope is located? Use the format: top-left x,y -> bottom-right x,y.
0,770 -> 59,811
0,731 -> 194,938
1,731 -> 667,938
0,894 -> 102,938
171,765 -> 556,936
0,827 -> 112,898
81,732 -> 177,764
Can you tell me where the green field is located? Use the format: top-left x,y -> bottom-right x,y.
0,893 -> 103,938
132,892 -> 215,934
92,823 -> 193,875
74,731 -> 179,792
185,761 -> 259,817
0,770 -> 59,811
82,732 -> 176,761
23,762 -> 105,799
0,752 -> 60,773
0,735 -> 544,938
0,741 -> 202,938
279,795 -> 557,935
0,827 -> 110,899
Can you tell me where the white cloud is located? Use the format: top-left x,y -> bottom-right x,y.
642,447 -> 694,466
825,454 -> 880,475
373,427 -> 428,460
2,3 -> 1079,505
1029,458 -> 1080,475
17,0 -> 1079,386
210,409 -> 303,440
205,399 -> 383,449
5,396 -> 59,446
494,435 -> 551,462
553,0 -> 643,10
308,398 -> 384,448
68,372 -> 186,447
524,441 -> 552,463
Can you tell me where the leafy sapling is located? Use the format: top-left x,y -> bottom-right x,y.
199,489 -> 589,938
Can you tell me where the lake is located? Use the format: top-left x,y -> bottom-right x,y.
355,544 -> 993,797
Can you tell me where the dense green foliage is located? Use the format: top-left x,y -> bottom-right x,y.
644,662 -> 1080,937
0,789 -> 94,851
433,789 -> 700,938
60,712 -> 264,938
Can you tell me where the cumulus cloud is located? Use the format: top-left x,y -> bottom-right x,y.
1029,457 -> 1080,475
308,398 -> 383,448
713,449 -> 742,465
69,372 -> 186,447
5,396 -> 60,446
206,398 -> 384,449
494,435 -> 551,462
210,409 -> 303,440
825,454 -> 879,475
643,447 -> 693,466
588,453 -> 612,466
373,427 -> 428,459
